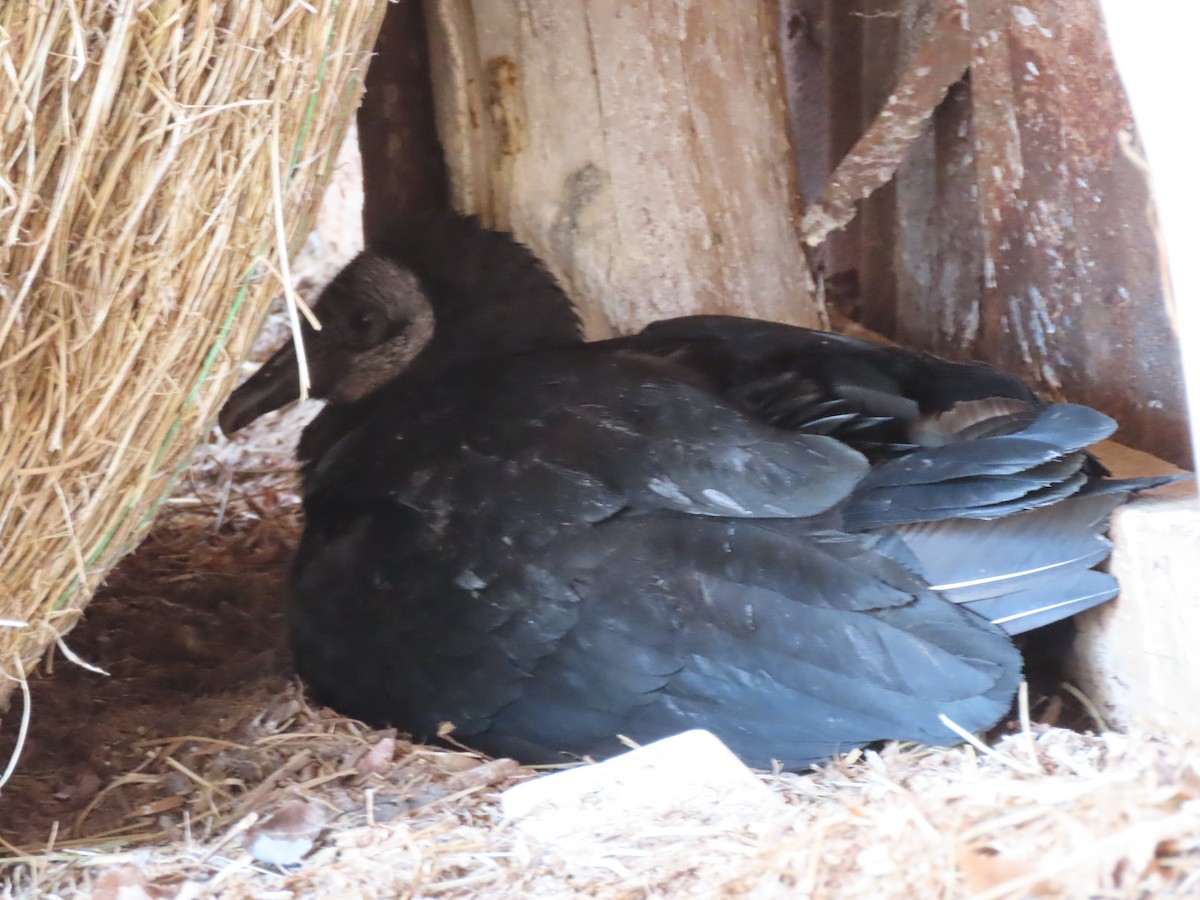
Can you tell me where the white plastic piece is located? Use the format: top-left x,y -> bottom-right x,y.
501,730 -> 787,861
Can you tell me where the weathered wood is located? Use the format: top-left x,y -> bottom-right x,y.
359,0 -> 449,243
864,1 -> 960,338
1100,0 -> 1200,475
855,0 -> 907,339
422,0 -> 821,337
819,0 -> 866,298
778,0 -> 833,210
893,79 -> 984,357
782,1 -> 1190,467
796,0 -> 970,337
800,1 -> 967,249
1071,445 -> 1197,737
965,0 -> 1188,465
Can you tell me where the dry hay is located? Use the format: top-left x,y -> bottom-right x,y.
0,1 -> 386,707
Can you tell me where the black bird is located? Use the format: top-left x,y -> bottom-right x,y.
219,213 -> 1175,770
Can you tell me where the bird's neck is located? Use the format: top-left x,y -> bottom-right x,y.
370,211 -> 584,362
422,290 -> 582,363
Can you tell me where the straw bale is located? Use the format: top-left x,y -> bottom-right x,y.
0,1 -> 386,704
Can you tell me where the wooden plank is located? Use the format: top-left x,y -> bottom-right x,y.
853,0 -> 905,339
965,0 -> 1188,467
892,78 -> 985,358
358,0 -> 449,242
795,1 -> 974,339
815,0 -> 866,311
423,0 -> 821,337
1099,0 -> 1200,474
1071,445 -> 1197,736
800,2 -> 968,248
860,0 -> 948,339
778,0 -> 833,211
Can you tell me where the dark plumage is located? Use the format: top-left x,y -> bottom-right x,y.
219,212 -> 1175,770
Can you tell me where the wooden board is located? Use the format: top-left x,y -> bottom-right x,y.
359,0 -> 449,240
781,0 -> 1191,469
422,0 -> 822,337
1071,446 -> 1199,737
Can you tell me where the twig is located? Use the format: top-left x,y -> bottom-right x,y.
938,714 -> 1038,775
1060,681 -> 1110,733
0,653 -> 33,791
56,637 -> 111,677
268,105 -> 317,402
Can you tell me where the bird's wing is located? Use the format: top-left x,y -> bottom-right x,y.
622,315 -> 1042,448
399,513 -> 1020,769
502,515 -> 1023,769
290,490 -> 1021,769
289,350 -> 1022,767
838,404 -> 1125,528
303,349 -> 872,523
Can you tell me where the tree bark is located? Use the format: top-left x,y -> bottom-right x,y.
423,0 -> 822,337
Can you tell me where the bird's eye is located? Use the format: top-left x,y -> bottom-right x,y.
345,308 -> 388,348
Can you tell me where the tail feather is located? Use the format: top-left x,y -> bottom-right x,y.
884,492 -> 1131,635
857,405 -> 1116,490
959,570 -> 1118,635
1078,472 -> 1190,496
891,492 -> 1122,603
840,404 -> 1188,530
843,458 -> 1091,529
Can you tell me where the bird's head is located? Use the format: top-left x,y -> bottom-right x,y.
218,252 -> 435,435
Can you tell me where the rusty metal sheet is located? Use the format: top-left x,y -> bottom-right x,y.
784,0 -> 1189,465
967,0 -> 1187,463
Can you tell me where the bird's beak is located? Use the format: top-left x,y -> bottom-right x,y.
218,338 -> 304,435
